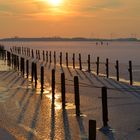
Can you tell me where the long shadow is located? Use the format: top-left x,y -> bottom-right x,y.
17,91 -> 34,124
90,73 -> 106,87
50,97 -> 55,140
106,78 -> 140,100
19,87 -> 30,107
8,73 -> 19,85
62,108 -> 72,140
11,79 -> 27,98
80,71 -> 94,84
27,96 -> 41,140
0,71 -> 8,77
75,69 -> 84,80
48,63 -> 52,70
66,67 -> 73,77
100,128 -> 115,140
0,128 -> 16,140
8,75 -> 21,88
60,65 -> 64,73
1,71 -> 14,81
76,116 -> 88,140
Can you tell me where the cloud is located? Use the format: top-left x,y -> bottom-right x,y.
0,0 -> 139,21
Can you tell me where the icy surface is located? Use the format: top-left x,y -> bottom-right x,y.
0,58 -> 140,140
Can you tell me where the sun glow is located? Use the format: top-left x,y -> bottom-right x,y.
48,0 -> 63,6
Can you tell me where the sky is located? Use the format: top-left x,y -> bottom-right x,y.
0,0 -> 140,38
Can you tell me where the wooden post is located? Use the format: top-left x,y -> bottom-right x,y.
52,69 -> 55,97
89,120 -> 96,140
29,48 -> 30,57
32,49 -> 34,58
22,58 -> 25,76
49,51 -> 52,63
46,51 -> 48,63
61,73 -> 66,107
31,62 -> 34,82
54,51 -> 56,64
17,56 -> 19,71
79,53 -> 82,70
73,53 -> 75,69
74,76 -> 80,116
26,60 -> 29,78
43,50 -> 45,61
60,52 -> 62,66
36,50 -> 38,59
34,63 -> 37,88
128,61 -> 133,85
101,87 -> 108,127
20,57 -> 24,76
11,54 -> 14,68
88,54 -> 91,72
115,60 -> 119,81
41,66 -> 44,98
96,57 -> 99,75
38,50 -> 40,60
20,57 -> 22,74
106,58 -> 109,78
66,52 -> 68,67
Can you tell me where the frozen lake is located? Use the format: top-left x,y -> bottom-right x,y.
1,41 -> 140,85
1,41 -> 140,63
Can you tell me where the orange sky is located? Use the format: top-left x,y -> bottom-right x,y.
0,0 -> 140,38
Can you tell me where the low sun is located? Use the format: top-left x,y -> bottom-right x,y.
48,0 -> 63,6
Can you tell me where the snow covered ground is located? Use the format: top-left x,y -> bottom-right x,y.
0,55 -> 140,140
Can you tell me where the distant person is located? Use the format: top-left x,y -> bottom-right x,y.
107,42 -> 109,46
101,41 -> 103,45
96,42 -> 98,45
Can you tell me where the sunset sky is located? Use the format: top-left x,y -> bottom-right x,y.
0,0 -> 140,38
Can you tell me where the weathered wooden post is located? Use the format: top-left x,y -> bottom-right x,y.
66,52 -> 68,67
73,53 -> 75,69
36,50 -> 38,59
34,63 -> 37,88
128,61 -> 133,85
17,56 -> 19,71
106,58 -> 109,78
31,62 -> 34,82
20,57 -> 25,76
26,60 -> 29,78
79,53 -> 82,70
29,48 -> 30,57
115,60 -> 119,81
89,120 -> 96,140
96,57 -> 99,75
49,51 -> 52,63
101,87 -> 108,127
60,52 -> 62,66
88,54 -> 91,72
32,49 -> 34,58
41,66 -> 44,98
61,72 -> 66,107
38,50 -> 41,60
20,57 -> 22,74
22,58 -> 25,76
46,51 -> 48,63
54,51 -> 56,65
7,51 -> 10,66
52,69 -> 55,97
43,50 -> 45,61
74,76 -> 80,116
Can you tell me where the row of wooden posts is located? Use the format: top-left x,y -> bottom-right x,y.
5,50 -> 111,140
0,45 -> 6,60
11,46 -> 134,85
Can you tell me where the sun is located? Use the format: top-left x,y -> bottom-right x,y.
48,0 -> 63,6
